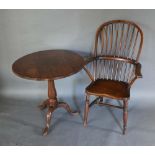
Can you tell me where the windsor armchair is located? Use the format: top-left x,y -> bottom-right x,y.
83,20 -> 143,134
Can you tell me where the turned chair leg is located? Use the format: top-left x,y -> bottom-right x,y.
123,99 -> 128,135
83,94 -> 89,127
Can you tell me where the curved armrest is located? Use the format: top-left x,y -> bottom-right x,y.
129,62 -> 142,86
83,55 -> 96,65
83,56 -> 96,81
135,63 -> 142,78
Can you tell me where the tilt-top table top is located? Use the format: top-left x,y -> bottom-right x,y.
12,50 -> 85,81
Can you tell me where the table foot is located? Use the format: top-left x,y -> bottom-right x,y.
43,127 -> 49,136
40,100 -> 79,136
58,102 -> 80,115
42,107 -> 56,136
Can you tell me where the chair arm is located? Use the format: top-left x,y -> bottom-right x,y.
83,55 -> 96,65
129,62 -> 142,86
82,56 -> 96,81
83,66 -> 94,81
135,63 -> 142,78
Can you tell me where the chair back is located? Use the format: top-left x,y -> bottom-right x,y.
92,20 -> 143,82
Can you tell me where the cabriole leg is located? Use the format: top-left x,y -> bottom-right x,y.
42,80 -> 57,136
42,108 -> 52,136
58,102 -> 79,115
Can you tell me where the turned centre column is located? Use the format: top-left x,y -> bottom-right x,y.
48,80 -> 57,107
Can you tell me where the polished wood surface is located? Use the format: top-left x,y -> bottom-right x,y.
83,20 -> 143,134
12,50 -> 85,80
86,79 -> 130,99
12,50 -> 85,136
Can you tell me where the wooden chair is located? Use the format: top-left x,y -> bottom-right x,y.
83,20 -> 143,134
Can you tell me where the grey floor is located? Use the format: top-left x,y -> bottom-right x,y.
0,95 -> 155,146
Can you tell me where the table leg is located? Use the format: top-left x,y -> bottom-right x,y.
42,106 -> 57,136
42,80 -> 57,136
41,80 -> 79,136
58,102 -> 79,115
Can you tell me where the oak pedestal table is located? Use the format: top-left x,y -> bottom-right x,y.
12,50 -> 85,136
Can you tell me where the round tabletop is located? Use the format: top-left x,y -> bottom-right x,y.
12,50 -> 85,80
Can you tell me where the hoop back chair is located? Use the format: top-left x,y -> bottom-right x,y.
83,20 -> 143,134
